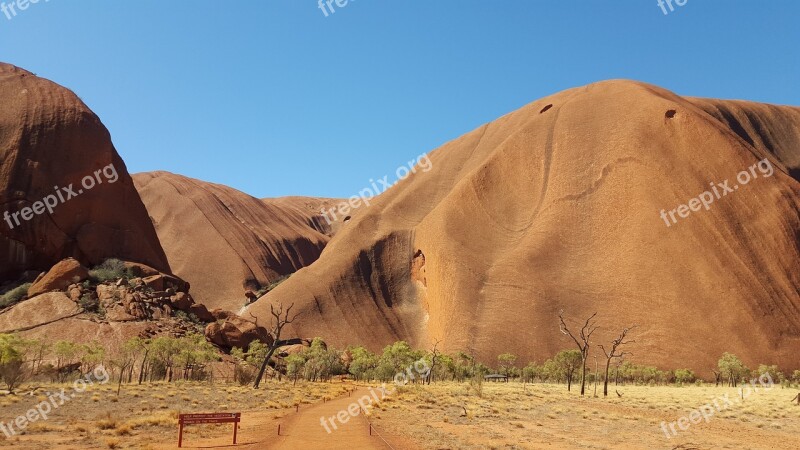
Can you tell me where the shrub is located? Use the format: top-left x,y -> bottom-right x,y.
174,310 -> 201,324
89,259 -> 133,283
255,274 -> 292,297
97,418 -> 117,430
79,293 -> 100,313
0,283 -> 31,308
234,365 -> 256,385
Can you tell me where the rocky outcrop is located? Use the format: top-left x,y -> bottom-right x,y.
18,259 -> 210,327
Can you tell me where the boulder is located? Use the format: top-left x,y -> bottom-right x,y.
170,292 -> 193,311
210,309 -> 234,321
188,303 -> 215,322
204,312 -> 273,351
143,274 -> 189,293
105,305 -> 137,322
96,284 -> 122,308
127,301 -> 148,320
27,258 -> 89,298
277,343 -> 308,358
67,284 -> 83,303
122,262 -> 160,278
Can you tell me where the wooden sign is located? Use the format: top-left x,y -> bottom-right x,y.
178,412 -> 241,447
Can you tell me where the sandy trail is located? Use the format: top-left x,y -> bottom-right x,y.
266,387 -> 388,450
150,386 -> 408,450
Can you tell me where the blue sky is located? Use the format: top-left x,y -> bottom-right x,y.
1,1 -> 797,198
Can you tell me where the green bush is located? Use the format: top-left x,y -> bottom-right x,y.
0,283 -> 32,308
674,368 -> 696,384
89,259 -> 133,282
79,293 -> 100,313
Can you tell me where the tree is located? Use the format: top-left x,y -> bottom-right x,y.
756,364 -> 782,385
26,339 -> 49,376
426,339 -> 442,385
718,353 -> 748,387
598,325 -> 636,397
149,337 -> 181,382
302,338 -> 343,382
521,362 -> 538,383
376,341 -> 421,383
231,341 -> 267,385
81,342 -> 106,374
253,303 -> 300,389
0,334 -> 32,393
109,345 -> 137,395
674,368 -> 696,384
559,310 -> 599,395
52,340 -> 83,382
123,337 -> 151,385
497,353 -> 517,379
434,354 -> 455,382
553,350 -> 582,390
175,334 -> 218,381
285,354 -> 306,385
348,346 -> 378,381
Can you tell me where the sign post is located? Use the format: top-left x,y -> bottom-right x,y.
178,412 -> 241,448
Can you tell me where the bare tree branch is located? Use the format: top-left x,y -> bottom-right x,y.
253,303 -> 301,389
558,309 -> 599,396
598,325 -> 637,397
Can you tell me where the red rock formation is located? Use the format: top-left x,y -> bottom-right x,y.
247,80 -> 800,374
133,171 -> 341,311
0,63 -> 169,279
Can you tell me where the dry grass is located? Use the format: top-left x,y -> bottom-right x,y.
5,378 -> 793,449
0,379 -> 351,448
370,382 -> 800,449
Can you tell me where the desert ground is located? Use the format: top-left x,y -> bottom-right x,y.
1,379 -> 798,449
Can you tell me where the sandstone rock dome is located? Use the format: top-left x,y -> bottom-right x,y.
133,171 -> 340,311
246,80 -> 800,373
0,63 -> 169,278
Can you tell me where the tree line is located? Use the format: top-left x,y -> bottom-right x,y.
2,308 -> 798,394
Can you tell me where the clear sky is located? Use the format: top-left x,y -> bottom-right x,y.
0,1 -> 797,198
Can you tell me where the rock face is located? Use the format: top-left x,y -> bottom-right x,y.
246,80 -> 800,374
133,171 -> 341,311
27,257 -> 89,297
0,63 -> 170,279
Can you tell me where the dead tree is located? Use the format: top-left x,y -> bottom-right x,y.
559,309 -> 599,396
599,325 -> 636,397
426,338 -> 442,385
614,356 -> 625,386
253,303 -> 300,389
